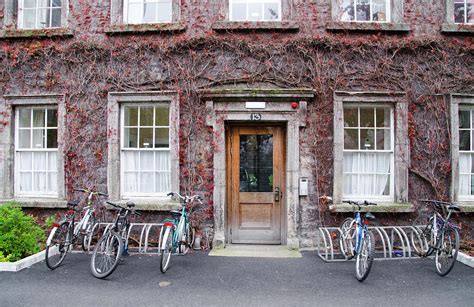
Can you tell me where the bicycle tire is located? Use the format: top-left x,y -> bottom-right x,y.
355,230 -> 375,282
45,223 -> 69,270
411,226 -> 429,257
160,226 -> 173,273
90,232 -> 123,279
179,223 -> 194,255
435,227 -> 459,276
339,217 -> 355,257
81,216 -> 98,252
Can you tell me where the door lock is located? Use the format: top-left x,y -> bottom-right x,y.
274,187 -> 282,202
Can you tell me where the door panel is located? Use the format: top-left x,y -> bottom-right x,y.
228,126 -> 284,244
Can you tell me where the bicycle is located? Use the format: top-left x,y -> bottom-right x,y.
45,188 -> 107,270
412,200 -> 460,276
159,192 -> 202,273
90,201 -> 140,279
339,200 -> 377,282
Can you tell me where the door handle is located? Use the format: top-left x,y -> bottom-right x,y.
274,187 -> 282,202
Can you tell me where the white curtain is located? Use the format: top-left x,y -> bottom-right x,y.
344,152 -> 391,196
459,153 -> 471,195
17,151 -> 57,194
122,150 -> 170,195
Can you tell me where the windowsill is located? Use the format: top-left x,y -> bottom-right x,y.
212,21 -> 299,32
329,203 -> 414,213
326,21 -> 410,32
108,198 -> 181,211
454,202 -> 474,212
0,28 -> 73,39
441,23 -> 474,34
104,22 -> 186,34
0,198 -> 68,208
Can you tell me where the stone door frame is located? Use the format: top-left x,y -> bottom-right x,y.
200,88 -> 315,249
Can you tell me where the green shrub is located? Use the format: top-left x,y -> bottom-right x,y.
45,215 -> 56,229
0,202 -> 46,262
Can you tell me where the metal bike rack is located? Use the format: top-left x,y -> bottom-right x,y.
84,223 -> 164,254
317,225 -> 428,262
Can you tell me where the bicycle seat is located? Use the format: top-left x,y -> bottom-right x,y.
365,212 -> 376,220
126,201 -> 136,208
448,204 -> 461,212
67,200 -> 79,207
170,210 -> 181,215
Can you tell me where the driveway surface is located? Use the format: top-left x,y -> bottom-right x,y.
0,251 -> 473,306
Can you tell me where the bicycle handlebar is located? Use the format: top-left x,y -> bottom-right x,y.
106,201 -> 141,215
74,188 -> 108,197
167,192 -> 203,204
342,200 -> 378,207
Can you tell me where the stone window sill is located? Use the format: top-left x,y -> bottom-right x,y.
109,198 -> 181,211
0,198 -> 68,208
454,202 -> 474,212
104,22 -> 186,34
212,21 -> 299,32
326,21 -> 410,33
0,28 -> 73,39
329,203 -> 414,213
441,23 -> 474,34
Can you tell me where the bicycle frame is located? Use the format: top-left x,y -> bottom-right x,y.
160,205 -> 188,251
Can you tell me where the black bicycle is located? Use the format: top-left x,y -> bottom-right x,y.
90,201 -> 140,279
413,200 -> 460,276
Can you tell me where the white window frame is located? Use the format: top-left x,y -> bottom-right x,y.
18,0 -> 63,29
339,0 -> 391,23
457,106 -> 474,200
120,103 -> 171,198
229,0 -> 282,22
123,0 -> 173,24
342,104 -> 395,201
453,0 -> 474,24
14,107 -> 59,197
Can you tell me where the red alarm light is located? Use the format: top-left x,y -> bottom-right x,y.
291,102 -> 298,109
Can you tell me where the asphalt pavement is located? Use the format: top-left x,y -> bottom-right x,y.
0,251 -> 473,307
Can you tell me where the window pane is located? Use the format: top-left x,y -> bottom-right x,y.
48,152 -> 57,170
140,172 -> 154,193
344,107 -> 358,127
459,110 -> 471,128
51,8 -> 61,27
19,152 -> 33,171
34,172 -> 47,192
156,172 -> 170,192
376,174 -> 390,195
19,172 -> 32,192
156,151 -> 170,170
19,109 -> 31,127
360,129 -> 375,150
124,106 -> 138,126
360,108 -> 375,127
52,0 -> 61,8
372,0 -> 387,21
19,130 -> 31,148
376,129 -> 391,150
356,0 -> 370,21
343,152 -> 358,172
123,172 -> 139,193
343,174 -> 358,195
360,174 -> 374,194
468,2 -> 474,23
144,2 -> 158,23
460,130 -> 471,151
33,152 -> 47,171
341,0 -> 355,21
231,3 -> 247,20
46,129 -> 58,148
140,151 -> 154,171
123,151 -> 139,171
248,3 -> 263,21
156,2 -> 172,22
37,7 -> 48,28
48,172 -> 58,193
33,109 -> 45,127
376,108 -> 390,127
344,129 -> 359,149
22,9 -> 36,29
47,109 -> 58,127
139,128 -> 153,148
155,128 -> 169,148
33,129 -> 45,148
454,2 -> 466,23
359,152 -> 376,173
127,3 -> 143,24
124,128 -> 138,148
24,0 -> 36,9
140,107 -> 154,126
264,3 -> 279,20
155,106 -> 169,126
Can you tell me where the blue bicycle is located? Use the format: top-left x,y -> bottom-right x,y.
339,200 -> 377,282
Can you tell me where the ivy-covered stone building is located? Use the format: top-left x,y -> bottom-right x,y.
0,0 -> 473,249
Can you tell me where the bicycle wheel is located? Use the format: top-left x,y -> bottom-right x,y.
435,227 -> 459,276
90,232 -> 123,279
339,218 -> 355,257
179,224 -> 194,255
160,226 -> 173,273
81,216 -> 98,252
45,223 -> 70,270
355,230 -> 375,282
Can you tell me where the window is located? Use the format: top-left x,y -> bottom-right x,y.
343,105 -> 394,199
15,107 -> 58,197
123,0 -> 172,24
18,0 -> 62,29
458,108 -> 474,196
229,0 -> 282,21
121,104 -> 171,197
454,0 -> 474,24
339,0 -> 390,22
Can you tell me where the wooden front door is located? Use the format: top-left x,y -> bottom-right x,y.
227,125 -> 285,244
